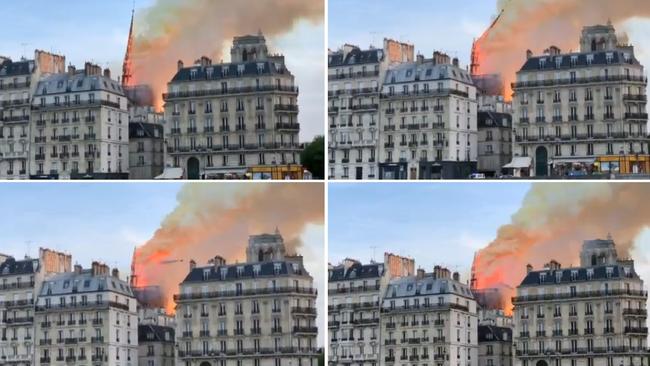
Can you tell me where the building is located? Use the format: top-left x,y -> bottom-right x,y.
0,248 -> 71,366
174,230 -> 319,366
478,325 -> 513,366
328,259 -> 388,365
34,262 -> 137,366
138,324 -> 175,366
512,236 -> 648,366
129,117 -> 164,180
477,111 -> 512,177
0,50 -> 65,179
30,63 -> 129,179
163,32 -> 301,179
379,52 -> 478,179
380,266 -> 478,366
327,39 -> 413,180
510,23 -> 648,177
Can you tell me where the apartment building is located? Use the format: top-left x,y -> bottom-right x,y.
129,119 -> 164,180
31,63 -> 129,179
34,262 -> 138,366
512,236 -> 648,366
0,248 -> 71,366
379,52 -> 478,179
0,50 -> 65,179
327,39 -> 413,179
477,111 -> 512,177
380,266 -> 478,366
478,326 -> 512,366
138,324 -> 175,366
174,230 -> 319,366
163,32 -> 301,179
511,23 -> 648,177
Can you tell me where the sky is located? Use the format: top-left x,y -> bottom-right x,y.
1,0 -> 324,142
329,182 -> 530,278
328,0 -> 496,67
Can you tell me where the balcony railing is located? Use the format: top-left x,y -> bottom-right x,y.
174,286 -> 316,301
164,85 -> 298,100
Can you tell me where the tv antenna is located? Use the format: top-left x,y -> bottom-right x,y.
370,245 -> 377,262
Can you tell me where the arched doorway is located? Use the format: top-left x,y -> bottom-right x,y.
199,362 -> 212,366
535,147 -> 548,177
536,361 -> 548,366
187,157 -> 200,180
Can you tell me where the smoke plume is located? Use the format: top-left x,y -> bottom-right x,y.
131,0 -> 324,109
472,183 -> 650,314
474,0 -> 650,99
133,183 -> 324,313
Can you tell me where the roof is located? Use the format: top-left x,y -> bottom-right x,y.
478,325 -> 512,343
0,59 -> 35,77
0,257 -> 39,277
129,122 -> 163,139
519,263 -> 640,287
329,47 -> 384,67
181,260 -> 309,284
478,111 -> 512,129
34,72 -> 124,96
138,324 -> 175,343
385,274 -> 474,299
503,156 -> 532,169
170,61 -> 291,82
329,262 -> 384,282
155,168 -> 184,180
518,50 -> 640,73
384,61 -> 473,85
39,270 -> 134,297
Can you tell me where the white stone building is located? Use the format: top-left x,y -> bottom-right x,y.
174,230 -> 319,366
512,236 -> 648,366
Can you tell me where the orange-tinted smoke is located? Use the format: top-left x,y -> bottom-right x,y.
474,0 -> 650,100
472,183 -> 650,314
130,0 -> 324,110
133,183 -> 324,313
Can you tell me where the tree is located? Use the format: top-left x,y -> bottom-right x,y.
301,135 -> 324,179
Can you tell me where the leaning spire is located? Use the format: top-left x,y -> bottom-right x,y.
122,5 -> 135,87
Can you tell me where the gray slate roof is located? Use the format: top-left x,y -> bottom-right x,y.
182,260 -> 308,284
0,60 -> 35,77
385,274 -> 474,299
171,61 -> 291,82
0,257 -> 39,277
478,111 -> 512,129
478,325 -> 512,343
34,72 -> 124,96
384,61 -> 473,85
329,262 -> 384,282
519,264 -> 639,287
519,50 -> 640,72
329,48 -> 384,67
39,270 -> 134,297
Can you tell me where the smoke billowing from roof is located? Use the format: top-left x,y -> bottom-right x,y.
130,0 -> 324,109
133,183 -> 324,313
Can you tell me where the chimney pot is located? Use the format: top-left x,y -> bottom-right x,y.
177,60 -> 184,71
74,264 -> 82,274
526,50 -> 533,59
112,268 -> 119,278
526,264 -> 533,273
103,68 -> 111,79
189,259 -> 196,271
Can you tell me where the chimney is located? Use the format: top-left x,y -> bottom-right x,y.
91,261 -> 101,276
177,60 -> 184,71
189,259 -> 196,271
526,264 -> 533,273
74,264 -> 82,274
196,56 -> 212,67
433,265 -> 441,279
112,268 -> 120,278
83,62 -> 101,76
416,268 -> 425,279
68,64 -> 76,75
103,68 -> 111,79
452,57 -> 459,67
213,255 -> 226,268
416,54 -> 424,64
452,272 -> 460,281
548,46 -> 561,55
526,50 -> 533,59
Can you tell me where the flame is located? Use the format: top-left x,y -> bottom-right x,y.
473,0 -> 650,101
132,183 -> 324,313
129,0 -> 324,110
472,183 -> 650,315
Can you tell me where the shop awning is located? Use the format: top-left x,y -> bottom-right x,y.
154,168 -> 184,180
503,157 -> 532,169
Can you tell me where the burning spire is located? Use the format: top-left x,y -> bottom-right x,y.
122,6 -> 135,87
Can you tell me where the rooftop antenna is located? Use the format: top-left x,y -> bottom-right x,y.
369,31 -> 379,47
25,240 -> 33,258
370,245 -> 377,262
20,43 -> 29,60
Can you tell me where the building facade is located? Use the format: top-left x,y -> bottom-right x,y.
478,325 -> 512,366
327,39 -> 413,180
163,33 -> 301,179
138,324 -> 175,366
379,52 -> 478,179
512,237 -> 648,366
511,23 -> 648,177
477,111 -> 512,177
31,63 -> 129,179
0,248 -> 71,366
380,266 -> 478,366
328,259 -> 389,365
174,230 -> 319,366
34,262 -> 138,366
129,118 -> 164,180
0,50 -> 66,179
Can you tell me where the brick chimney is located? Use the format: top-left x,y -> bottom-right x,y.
112,268 -> 119,278
84,62 -> 102,76
189,259 -> 196,271
416,268 -> 425,279
74,264 -> 82,274
526,264 -> 533,273
177,60 -> 184,71
103,68 -> 111,79
526,50 -> 533,59
68,64 -> 76,75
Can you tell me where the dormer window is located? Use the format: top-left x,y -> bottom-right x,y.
586,268 -> 594,280
220,267 -> 227,280
555,57 -> 562,68
570,56 -> 577,67
237,65 -> 245,76
206,68 -> 213,79
555,272 -> 562,283
586,54 -> 594,65
273,263 -> 281,275
256,63 -> 265,74
606,267 -> 613,278
539,273 -> 546,282
539,58 -> 546,69
190,69 -> 197,80
253,264 -> 260,277
570,270 -> 578,281
606,53 -> 613,64
202,269 -> 210,281
236,266 -> 244,277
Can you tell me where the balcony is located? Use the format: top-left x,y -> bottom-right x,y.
274,104 -> 299,113
624,326 -> 648,334
623,94 -> 647,101
91,336 -> 104,343
293,326 -> 318,334
275,122 -> 300,131
83,133 -> 96,140
624,112 -> 648,120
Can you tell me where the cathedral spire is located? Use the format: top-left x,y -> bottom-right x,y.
122,5 -> 135,87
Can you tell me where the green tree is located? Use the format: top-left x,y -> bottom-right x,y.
301,135 -> 324,179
